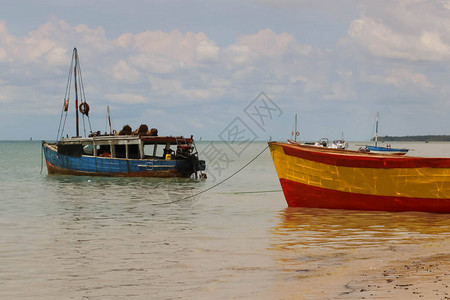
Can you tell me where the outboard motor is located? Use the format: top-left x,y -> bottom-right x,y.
197,159 -> 206,171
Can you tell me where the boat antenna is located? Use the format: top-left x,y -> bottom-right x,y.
107,106 -> 112,134
294,113 -> 298,142
291,113 -> 299,141
375,112 -> 379,147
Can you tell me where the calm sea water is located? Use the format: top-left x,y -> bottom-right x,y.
1,140 -> 449,299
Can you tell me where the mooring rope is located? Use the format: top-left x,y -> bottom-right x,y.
221,189 -> 282,194
155,144 -> 270,205
40,143 -> 44,175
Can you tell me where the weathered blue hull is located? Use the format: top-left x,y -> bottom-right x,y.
43,143 -> 198,177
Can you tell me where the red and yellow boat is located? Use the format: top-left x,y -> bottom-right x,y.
268,141 -> 450,213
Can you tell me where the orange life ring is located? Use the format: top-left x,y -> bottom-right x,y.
79,102 -> 90,116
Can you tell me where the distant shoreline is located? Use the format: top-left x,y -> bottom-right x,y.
374,135 -> 450,142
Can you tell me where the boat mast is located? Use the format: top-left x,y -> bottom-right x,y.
375,112 -> 379,147
73,48 -> 80,137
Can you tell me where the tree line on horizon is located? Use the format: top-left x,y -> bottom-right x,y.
372,135 -> 450,142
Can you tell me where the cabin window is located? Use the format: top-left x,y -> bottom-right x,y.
143,143 -> 173,158
113,144 -> 140,159
83,144 -> 100,155
97,145 -> 111,157
128,145 -> 140,159
114,145 -> 126,158
57,143 -> 83,157
143,144 -> 155,157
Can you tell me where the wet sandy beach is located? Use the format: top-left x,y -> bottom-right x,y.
267,208 -> 450,300
266,241 -> 450,299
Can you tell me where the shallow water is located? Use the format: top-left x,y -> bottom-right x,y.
0,141 -> 449,299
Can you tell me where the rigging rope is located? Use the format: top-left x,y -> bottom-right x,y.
155,144 -> 270,205
56,103 -> 66,141
57,49 -> 93,139
76,58 -> 92,135
57,51 -> 75,141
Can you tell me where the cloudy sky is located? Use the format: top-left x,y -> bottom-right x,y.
2,0 -> 450,141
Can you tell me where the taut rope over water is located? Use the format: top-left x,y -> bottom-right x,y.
156,144 -> 270,205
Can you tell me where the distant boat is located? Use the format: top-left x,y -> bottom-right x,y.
330,139 -> 348,149
268,141 -> 450,213
302,138 -> 349,149
364,145 -> 408,155
42,48 -> 206,178
361,112 -> 408,155
288,114 -> 348,149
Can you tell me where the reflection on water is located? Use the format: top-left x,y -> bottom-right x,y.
45,175 -> 204,207
272,207 -> 450,251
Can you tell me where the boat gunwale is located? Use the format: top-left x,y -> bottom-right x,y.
271,141 -> 408,158
57,135 -> 194,145
269,141 -> 450,168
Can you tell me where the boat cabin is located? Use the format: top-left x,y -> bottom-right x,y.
57,135 -> 195,160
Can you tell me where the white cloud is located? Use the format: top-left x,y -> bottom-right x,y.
223,28 -> 311,68
112,60 -> 141,83
46,46 -> 69,66
114,30 -> 219,68
0,18 -> 116,81
362,68 -> 433,89
324,69 -> 355,100
342,1 -> 450,62
237,28 -> 295,56
420,31 -> 450,58
128,53 -> 182,74
345,16 -> 450,61
0,47 -> 7,63
105,93 -> 147,104
224,44 -> 253,65
0,18 -> 336,116
289,75 -> 324,93
147,75 -> 225,101
195,40 -> 220,62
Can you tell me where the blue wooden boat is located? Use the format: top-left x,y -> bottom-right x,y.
364,145 -> 409,155
43,135 -> 205,177
42,48 -> 205,178
360,112 -> 409,155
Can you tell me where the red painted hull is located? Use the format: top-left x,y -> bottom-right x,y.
280,178 -> 450,213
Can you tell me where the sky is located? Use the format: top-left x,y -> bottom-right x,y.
2,0 -> 450,141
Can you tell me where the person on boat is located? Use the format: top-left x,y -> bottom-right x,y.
163,147 -> 171,158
